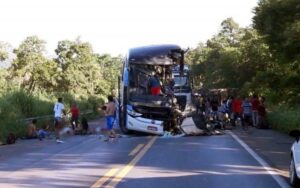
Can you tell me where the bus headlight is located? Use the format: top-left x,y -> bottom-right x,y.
127,109 -> 142,117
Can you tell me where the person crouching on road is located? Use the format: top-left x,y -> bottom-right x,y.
37,123 -> 50,141
27,119 -> 38,139
103,95 -> 117,141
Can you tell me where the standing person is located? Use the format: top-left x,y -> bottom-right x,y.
205,98 -> 211,116
103,95 -> 117,141
258,96 -> 268,128
164,77 -> 175,95
232,96 -> 243,127
70,102 -> 80,131
226,96 -> 233,114
148,71 -> 161,95
200,96 -> 206,114
54,97 -> 66,143
251,94 -> 260,127
210,96 -> 219,120
241,97 -> 252,129
194,94 -> 201,114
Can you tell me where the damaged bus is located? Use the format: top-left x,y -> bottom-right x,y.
118,44 -> 187,135
172,65 -> 195,116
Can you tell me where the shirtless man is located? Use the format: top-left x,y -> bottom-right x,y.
103,95 -> 116,141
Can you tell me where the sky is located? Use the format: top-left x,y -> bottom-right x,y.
0,0 -> 259,56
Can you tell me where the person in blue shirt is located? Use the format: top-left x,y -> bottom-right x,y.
242,97 -> 252,127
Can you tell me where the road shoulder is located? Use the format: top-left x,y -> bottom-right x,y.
231,126 -> 293,180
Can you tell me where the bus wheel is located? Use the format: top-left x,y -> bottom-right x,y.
119,110 -> 131,134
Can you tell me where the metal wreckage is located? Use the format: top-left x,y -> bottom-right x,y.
117,44 -> 223,137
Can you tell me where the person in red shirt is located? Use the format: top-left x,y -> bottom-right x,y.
251,94 -> 260,127
148,72 -> 161,96
70,102 -> 80,131
232,96 -> 242,126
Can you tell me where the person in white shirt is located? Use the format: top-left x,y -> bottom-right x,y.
54,97 -> 66,143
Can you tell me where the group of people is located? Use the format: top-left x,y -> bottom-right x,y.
26,95 -> 117,143
196,93 -> 267,129
26,97 -> 82,143
26,119 -> 49,140
228,94 -> 267,128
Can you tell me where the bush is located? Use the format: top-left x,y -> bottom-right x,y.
268,107 -> 300,133
0,89 -> 102,143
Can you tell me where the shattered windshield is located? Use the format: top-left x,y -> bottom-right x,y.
174,75 -> 188,86
128,64 -> 173,96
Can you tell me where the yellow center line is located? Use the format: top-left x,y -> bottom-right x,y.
128,144 -> 144,156
106,136 -> 157,188
90,168 -> 119,188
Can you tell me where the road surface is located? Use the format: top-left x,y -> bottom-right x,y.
0,129 -> 290,188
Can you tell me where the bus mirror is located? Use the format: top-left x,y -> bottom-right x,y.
180,50 -> 184,76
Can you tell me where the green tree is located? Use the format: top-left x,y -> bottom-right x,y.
253,0 -> 300,104
0,68 -> 9,94
0,42 -> 10,93
253,0 -> 300,62
190,18 -> 243,89
96,54 -> 122,94
9,36 -> 54,92
0,42 -> 9,62
55,39 -> 105,97
189,18 -> 275,99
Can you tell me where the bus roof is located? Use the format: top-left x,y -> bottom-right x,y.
128,44 -> 182,65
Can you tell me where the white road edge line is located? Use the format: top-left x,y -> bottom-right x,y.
228,131 -> 290,188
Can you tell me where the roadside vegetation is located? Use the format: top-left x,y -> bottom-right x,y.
186,0 -> 300,133
268,107 -> 300,134
1,0 -> 299,143
0,38 -> 120,143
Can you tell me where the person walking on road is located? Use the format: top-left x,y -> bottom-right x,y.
102,95 -> 117,141
70,102 -> 80,131
54,97 -> 66,143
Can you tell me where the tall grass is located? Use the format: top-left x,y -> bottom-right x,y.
268,106 -> 300,133
0,89 -> 104,144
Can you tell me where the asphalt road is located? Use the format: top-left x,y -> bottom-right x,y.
0,129 -> 290,188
